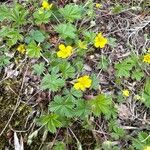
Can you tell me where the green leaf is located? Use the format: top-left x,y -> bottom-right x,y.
115,57 -> 136,78
89,94 -> 112,116
32,63 -> 45,75
73,58 -> 84,72
131,69 -> 144,81
0,26 -> 9,37
49,96 -> 74,117
38,114 -> 62,133
83,31 -> 96,43
144,78 -> 150,94
108,120 -> 125,140
0,55 -> 10,68
111,4 -> 123,14
75,99 -> 90,118
26,41 -> 41,58
0,5 -> 10,21
98,55 -> 109,71
59,61 -> 75,79
50,66 -> 60,75
6,30 -> 23,46
25,30 -> 45,43
91,73 -> 100,90
41,73 -> 65,91
10,4 -> 28,26
55,23 -> 77,39
33,10 -> 51,25
52,141 -> 66,150
59,4 -> 83,22
132,132 -> 150,150
142,78 -> 150,108
0,4 -> 28,25
63,88 -> 83,102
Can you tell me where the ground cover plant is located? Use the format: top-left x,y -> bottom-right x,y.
0,0 -> 150,149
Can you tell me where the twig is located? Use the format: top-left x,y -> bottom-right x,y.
0,58 -> 27,84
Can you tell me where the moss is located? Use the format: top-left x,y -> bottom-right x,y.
0,78 -> 31,149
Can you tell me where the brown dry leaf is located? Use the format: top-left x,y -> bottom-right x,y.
117,104 -> 131,120
49,36 -> 58,44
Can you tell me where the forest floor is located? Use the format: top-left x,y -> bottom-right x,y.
0,0 -> 150,150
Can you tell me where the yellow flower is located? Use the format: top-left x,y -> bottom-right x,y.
17,44 -> 26,54
122,89 -> 130,97
74,75 -> 92,91
57,44 -> 73,58
94,32 -> 108,48
78,41 -> 87,49
42,0 -> 53,10
144,146 -> 150,150
95,3 -> 102,8
143,54 -> 150,63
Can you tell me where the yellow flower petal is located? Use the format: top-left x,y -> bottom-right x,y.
57,44 -> 73,58
143,54 -> 150,63
17,44 -> 26,54
97,32 -> 102,37
84,80 -> 92,88
66,46 -> 73,51
57,51 -> 67,58
94,33 -> 108,48
143,146 -> 150,150
59,44 -> 66,51
94,41 -> 100,48
74,75 -> 92,91
99,37 -> 108,48
57,51 -> 63,58
80,85 -> 86,91
42,0 -> 52,10
74,83 -> 80,90
96,3 -> 102,8
122,89 -> 130,97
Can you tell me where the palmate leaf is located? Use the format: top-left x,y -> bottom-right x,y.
0,5 -> 10,21
55,23 -> 77,39
98,55 -> 109,71
132,132 -> 150,149
0,27 -> 23,46
26,41 -> 41,58
142,78 -> 150,108
111,4 -> 123,14
0,55 -> 10,68
131,69 -> 144,81
63,88 -> 83,100
59,4 -> 83,22
33,10 -> 51,25
41,73 -> 65,92
89,94 -> 112,116
52,141 -> 66,150
7,30 -> 23,46
115,57 -> 136,78
49,96 -> 74,117
25,30 -> 45,43
83,31 -> 96,43
0,4 -> 28,25
32,63 -> 45,75
91,73 -> 100,90
10,4 -> 28,26
38,114 -> 62,133
75,99 -> 90,118
59,61 -> 75,79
